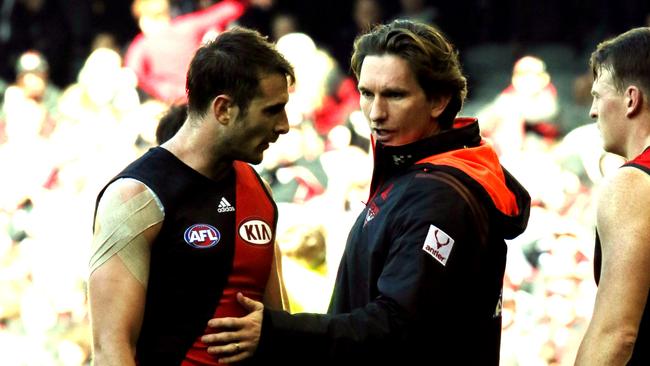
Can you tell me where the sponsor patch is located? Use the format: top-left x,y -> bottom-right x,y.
421,224 -> 454,266
238,219 -> 272,245
184,224 -> 221,248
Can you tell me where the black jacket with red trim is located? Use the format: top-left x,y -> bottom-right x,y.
256,118 -> 530,365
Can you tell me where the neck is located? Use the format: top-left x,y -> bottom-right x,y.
624,113 -> 650,159
162,122 -> 232,181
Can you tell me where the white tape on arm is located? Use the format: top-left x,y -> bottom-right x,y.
90,182 -> 164,287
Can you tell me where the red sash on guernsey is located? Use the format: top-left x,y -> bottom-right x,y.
182,161 -> 276,365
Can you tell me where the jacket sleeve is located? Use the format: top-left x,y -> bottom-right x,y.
256,173 -> 483,362
173,0 -> 246,37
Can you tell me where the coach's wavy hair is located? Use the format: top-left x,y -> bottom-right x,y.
351,19 -> 467,130
186,27 -> 295,118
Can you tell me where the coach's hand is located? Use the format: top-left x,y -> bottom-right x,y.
202,292 -> 264,363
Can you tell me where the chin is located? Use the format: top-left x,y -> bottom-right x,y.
246,155 -> 264,165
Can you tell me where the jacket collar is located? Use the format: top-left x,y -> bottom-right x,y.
373,117 -> 481,171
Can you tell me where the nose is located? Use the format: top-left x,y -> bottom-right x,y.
368,97 -> 387,123
589,99 -> 597,120
275,110 -> 290,135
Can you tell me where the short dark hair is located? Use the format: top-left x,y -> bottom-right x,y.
186,27 -> 295,118
351,20 -> 467,130
591,27 -> 650,95
156,104 -> 187,144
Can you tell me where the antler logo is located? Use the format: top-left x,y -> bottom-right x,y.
422,224 -> 455,266
434,230 -> 451,249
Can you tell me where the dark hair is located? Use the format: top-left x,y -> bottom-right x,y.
186,27 -> 295,118
350,20 -> 467,130
156,104 -> 187,144
591,27 -> 650,95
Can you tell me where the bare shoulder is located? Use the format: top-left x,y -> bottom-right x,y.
599,167 -> 650,209
95,178 -> 162,228
597,166 -> 650,246
102,178 -> 151,202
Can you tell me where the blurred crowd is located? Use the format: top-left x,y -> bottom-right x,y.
0,0 -> 649,365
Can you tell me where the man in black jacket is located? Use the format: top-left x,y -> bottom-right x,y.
203,19 -> 530,365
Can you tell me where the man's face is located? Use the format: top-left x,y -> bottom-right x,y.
228,73 -> 290,164
358,54 -> 441,146
590,68 -> 626,156
17,72 -> 47,100
135,0 -> 170,35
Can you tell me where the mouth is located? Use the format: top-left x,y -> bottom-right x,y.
259,137 -> 277,151
372,128 -> 393,141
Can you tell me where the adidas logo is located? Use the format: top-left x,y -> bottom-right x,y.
217,197 -> 235,213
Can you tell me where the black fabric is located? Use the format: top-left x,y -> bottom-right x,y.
95,147 -> 237,365
625,163 -> 650,176
256,120 -> 530,365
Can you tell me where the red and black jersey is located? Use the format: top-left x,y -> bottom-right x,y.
594,146 -> 650,365
95,147 -> 276,365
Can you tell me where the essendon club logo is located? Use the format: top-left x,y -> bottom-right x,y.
238,219 -> 272,245
364,201 -> 379,226
422,224 -> 455,266
184,224 -> 221,248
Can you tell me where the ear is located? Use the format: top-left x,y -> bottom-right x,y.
625,86 -> 643,118
430,95 -> 452,119
212,95 -> 236,125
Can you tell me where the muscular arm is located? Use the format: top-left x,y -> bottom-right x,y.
260,178 -> 289,312
88,179 -> 163,365
263,241 -> 290,311
576,167 -> 650,365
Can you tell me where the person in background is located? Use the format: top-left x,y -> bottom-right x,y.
88,26 -> 294,365
0,50 -> 61,142
477,55 -> 560,159
201,19 -> 530,365
155,103 -> 187,144
334,0 -> 384,74
394,0 -> 439,25
125,0 -> 249,103
576,27 -> 650,365
270,12 -> 298,42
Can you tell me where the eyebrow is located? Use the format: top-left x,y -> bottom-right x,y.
262,102 -> 286,113
358,86 -> 408,95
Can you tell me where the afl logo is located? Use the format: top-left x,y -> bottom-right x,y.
184,224 -> 221,248
239,219 -> 272,245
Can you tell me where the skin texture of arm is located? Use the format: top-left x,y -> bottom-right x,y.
259,177 -> 290,312
263,241 -> 290,312
88,179 -> 163,365
576,167 -> 650,365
